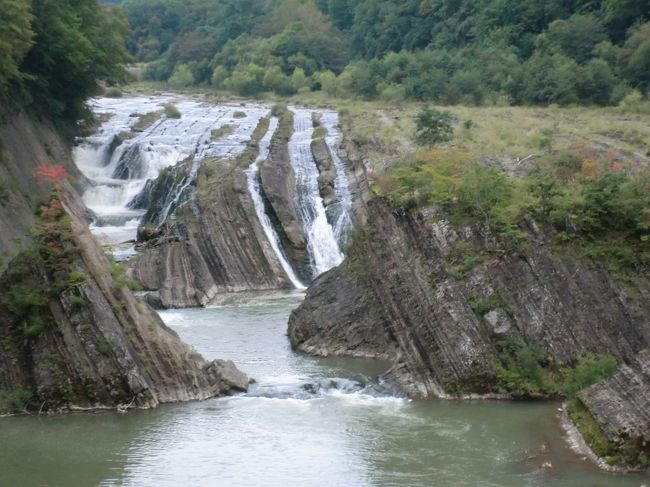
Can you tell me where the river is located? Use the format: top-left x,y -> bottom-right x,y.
0,291 -> 645,487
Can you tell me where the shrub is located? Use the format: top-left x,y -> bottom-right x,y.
271,104 -> 287,117
0,388 -> 34,413
492,338 -> 553,397
233,111 -> 246,119
66,271 -> 86,289
561,354 -> 617,397
469,291 -> 511,317
414,107 -> 454,146
163,103 -> 181,119
168,63 -> 195,87
104,87 -> 123,98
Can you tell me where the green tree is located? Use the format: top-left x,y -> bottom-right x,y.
20,0 -> 130,120
0,0 -> 33,90
522,53 -> 579,105
211,65 -> 229,88
290,67 -> 310,92
168,63 -> 195,87
621,22 -> 650,91
541,14 -> 606,63
415,107 -> 454,146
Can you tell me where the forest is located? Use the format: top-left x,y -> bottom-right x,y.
0,0 -> 130,122
120,0 -> 650,105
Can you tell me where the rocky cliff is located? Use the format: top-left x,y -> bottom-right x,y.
0,110 -> 248,415
130,117 -> 293,308
288,197 -> 650,468
0,111 -> 84,270
259,110 -> 309,279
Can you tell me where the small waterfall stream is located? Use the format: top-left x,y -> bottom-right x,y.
320,110 -> 354,247
246,118 -> 306,289
288,108 -> 344,277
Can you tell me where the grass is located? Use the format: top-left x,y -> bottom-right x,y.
567,398 -> 618,461
0,388 -> 34,413
132,111 -> 163,132
119,81 -> 649,172
210,124 -> 235,141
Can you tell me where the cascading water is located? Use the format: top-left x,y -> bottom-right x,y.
319,110 -> 354,247
288,108 -> 344,277
73,96 -> 267,258
246,118 -> 306,290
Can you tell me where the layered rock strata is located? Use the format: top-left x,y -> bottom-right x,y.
288,198 -> 650,467
131,118 -> 292,308
0,110 -> 248,414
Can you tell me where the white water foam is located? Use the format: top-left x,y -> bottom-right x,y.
288,108 -> 344,277
319,110 -> 354,246
74,97 -> 267,248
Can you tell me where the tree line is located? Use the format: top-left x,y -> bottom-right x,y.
0,0 -> 130,122
122,0 -> 649,105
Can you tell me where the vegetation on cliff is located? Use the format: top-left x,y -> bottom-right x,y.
379,148 -> 650,271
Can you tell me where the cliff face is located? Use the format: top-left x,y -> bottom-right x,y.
130,118 -> 292,308
0,111 -> 84,270
0,111 -> 248,415
259,111 -> 308,278
288,198 -> 650,466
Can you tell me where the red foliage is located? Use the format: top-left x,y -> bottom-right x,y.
33,164 -> 70,187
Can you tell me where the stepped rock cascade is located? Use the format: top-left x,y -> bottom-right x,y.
246,118 -> 306,289
73,96 -> 267,256
288,108 -> 344,277
319,111 -> 354,246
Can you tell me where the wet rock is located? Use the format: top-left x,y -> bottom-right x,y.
311,137 -> 336,208
259,110 -> 308,273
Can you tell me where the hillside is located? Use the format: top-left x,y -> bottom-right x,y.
120,0 -> 649,105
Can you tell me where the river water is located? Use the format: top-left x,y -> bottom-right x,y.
0,292 -> 645,487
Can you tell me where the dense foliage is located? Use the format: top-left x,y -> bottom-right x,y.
381,148 -> 650,270
122,0 -> 649,104
0,0 -> 130,121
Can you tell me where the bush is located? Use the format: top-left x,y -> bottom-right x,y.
104,87 -> 123,98
492,338 -> 553,397
271,104 -> 287,117
163,103 -> 181,119
0,388 -> 34,413
168,63 -> 195,87
414,107 -> 454,146
561,354 -> 617,397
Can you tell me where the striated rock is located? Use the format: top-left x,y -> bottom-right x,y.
289,196 -> 650,467
0,110 -> 248,415
289,198 -> 650,396
311,137 -> 336,212
0,110 -> 85,271
576,349 -> 650,467
259,110 -> 308,272
128,156 -> 193,227
130,118 -> 292,308
0,190 -> 248,415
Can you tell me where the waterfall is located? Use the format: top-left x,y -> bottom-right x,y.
74,96 -> 267,255
288,108 -> 344,277
246,118 -> 306,290
319,111 -> 353,247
